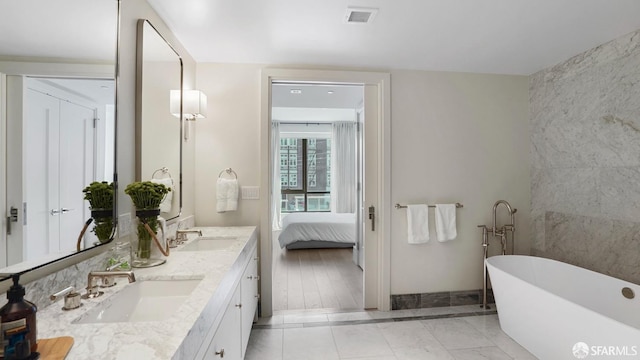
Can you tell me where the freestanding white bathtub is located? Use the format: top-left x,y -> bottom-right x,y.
486,255 -> 640,360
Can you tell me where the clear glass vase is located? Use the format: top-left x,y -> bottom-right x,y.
90,208 -> 114,244
130,209 -> 168,268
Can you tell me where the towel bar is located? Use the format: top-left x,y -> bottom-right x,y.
218,167 -> 238,179
151,166 -> 175,187
151,167 -> 174,186
395,202 -> 463,209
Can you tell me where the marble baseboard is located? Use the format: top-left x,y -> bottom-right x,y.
391,289 -> 495,310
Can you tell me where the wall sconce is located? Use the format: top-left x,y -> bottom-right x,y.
170,89 -> 207,140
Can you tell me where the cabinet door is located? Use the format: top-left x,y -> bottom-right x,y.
240,249 -> 259,356
204,286 -> 242,360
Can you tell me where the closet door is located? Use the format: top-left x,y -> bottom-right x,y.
24,89 -> 60,260
58,101 -> 94,251
24,90 -> 95,257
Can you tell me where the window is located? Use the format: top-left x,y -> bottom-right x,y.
280,137 -> 331,212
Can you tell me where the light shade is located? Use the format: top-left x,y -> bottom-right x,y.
170,89 -> 207,119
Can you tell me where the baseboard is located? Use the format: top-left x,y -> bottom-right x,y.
391,289 -> 495,310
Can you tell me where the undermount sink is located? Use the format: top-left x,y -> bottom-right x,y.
178,236 -> 237,252
74,279 -> 201,324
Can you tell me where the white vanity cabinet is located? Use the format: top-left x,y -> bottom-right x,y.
201,244 -> 259,359
240,250 -> 259,356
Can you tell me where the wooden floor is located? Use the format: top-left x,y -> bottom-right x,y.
272,233 -> 363,312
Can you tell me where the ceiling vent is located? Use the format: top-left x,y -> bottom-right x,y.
345,7 -> 378,24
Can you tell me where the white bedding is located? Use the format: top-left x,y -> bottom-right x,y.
278,212 -> 356,249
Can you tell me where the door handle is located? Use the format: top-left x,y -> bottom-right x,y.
61,208 -> 74,213
51,209 -> 60,216
7,207 -> 18,235
368,205 -> 375,231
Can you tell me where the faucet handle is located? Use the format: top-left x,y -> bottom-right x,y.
50,286 -> 82,310
167,236 -> 178,248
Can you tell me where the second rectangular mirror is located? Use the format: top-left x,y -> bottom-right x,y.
135,19 -> 183,221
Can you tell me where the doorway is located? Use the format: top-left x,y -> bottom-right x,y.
259,69 -> 391,317
271,82 -> 364,312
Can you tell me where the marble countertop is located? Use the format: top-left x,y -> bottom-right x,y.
37,226 -> 257,360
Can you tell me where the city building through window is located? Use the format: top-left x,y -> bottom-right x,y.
280,138 -> 331,212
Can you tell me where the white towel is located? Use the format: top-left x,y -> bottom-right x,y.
407,204 -> 430,244
216,178 -> 239,213
435,204 -> 457,242
150,178 -> 174,213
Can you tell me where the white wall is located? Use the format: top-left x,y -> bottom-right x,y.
194,64 -> 531,295
194,64 -> 263,226
390,70 -> 530,294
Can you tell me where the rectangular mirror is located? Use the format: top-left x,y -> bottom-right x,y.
0,0 -> 119,276
136,19 -> 183,221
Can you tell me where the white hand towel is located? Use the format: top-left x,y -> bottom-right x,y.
407,204 -> 430,244
216,178 -> 229,213
435,204 -> 457,242
217,178 -> 239,213
150,178 -> 174,213
225,179 -> 239,212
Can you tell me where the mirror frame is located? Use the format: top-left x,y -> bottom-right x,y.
134,19 -> 184,221
0,0 -> 121,282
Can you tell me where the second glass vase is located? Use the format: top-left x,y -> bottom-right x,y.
130,209 -> 168,268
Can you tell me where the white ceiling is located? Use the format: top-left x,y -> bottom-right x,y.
147,0 -> 640,75
3,1 -> 639,75
0,0 -> 117,62
272,83 -> 363,109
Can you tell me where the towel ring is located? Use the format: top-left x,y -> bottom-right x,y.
218,168 -> 238,179
152,167 -> 175,186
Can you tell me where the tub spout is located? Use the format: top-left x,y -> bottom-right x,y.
492,200 -> 516,233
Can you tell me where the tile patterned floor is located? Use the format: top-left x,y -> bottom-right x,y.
247,306 -> 537,360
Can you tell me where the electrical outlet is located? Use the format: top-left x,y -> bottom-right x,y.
118,213 -> 132,237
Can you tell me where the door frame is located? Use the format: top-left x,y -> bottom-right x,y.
0,73 -> 6,268
259,68 -> 391,316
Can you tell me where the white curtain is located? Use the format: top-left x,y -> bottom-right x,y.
271,121 -> 282,230
331,121 -> 356,213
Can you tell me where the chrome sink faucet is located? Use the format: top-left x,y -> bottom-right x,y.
85,270 -> 136,298
175,229 -> 203,244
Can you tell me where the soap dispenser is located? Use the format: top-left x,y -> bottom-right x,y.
0,274 -> 38,360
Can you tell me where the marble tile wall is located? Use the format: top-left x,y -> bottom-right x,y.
530,28 -> 640,282
541,212 -> 640,284
1,215 -> 195,310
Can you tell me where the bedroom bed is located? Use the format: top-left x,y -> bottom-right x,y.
278,212 -> 356,249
